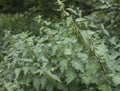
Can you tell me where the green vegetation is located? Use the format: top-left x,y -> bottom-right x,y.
0,0 -> 120,91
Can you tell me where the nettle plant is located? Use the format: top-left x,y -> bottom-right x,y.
0,7 -> 120,91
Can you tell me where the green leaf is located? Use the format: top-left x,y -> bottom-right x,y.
75,18 -> 86,22
98,84 -> 112,91
110,50 -> 120,60
33,77 -> 41,91
63,38 -> 72,44
71,60 -> 84,73
44,21 -> 52,26
34,15 -> 42,24
109,37 -> 116,45
66,16 -> 73,26
81,31 -> 89,46
64,48 -> 72,55
81,76 -> 90,85
86,62 -> 99,75
96,43 -> 109,61
59,59 -> 68,73
15,68 -> 21,79
66,8 -> 77,15
46,71 -> 61,82
40,76 -> 47,89
66,70 -> 76,84
20,58 -> 33,63
101,24 -> 109,37
77,53 -> 88,61
23,67 -> 29,76
115,43 -> 120,48
112,75 -> 120,86
90,23 -> 98,28
4,82 -> 14,91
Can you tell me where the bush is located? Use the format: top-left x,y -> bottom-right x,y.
0,12 -> 120,91
0,0 -> 120,91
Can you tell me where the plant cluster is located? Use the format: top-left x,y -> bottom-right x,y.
0,10 -> 120,91
0,0 -> 120,91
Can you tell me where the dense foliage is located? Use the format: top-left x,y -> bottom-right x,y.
0,0 -> 120,91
